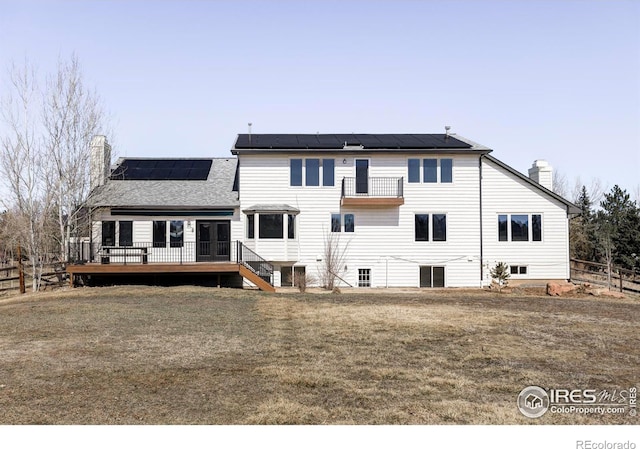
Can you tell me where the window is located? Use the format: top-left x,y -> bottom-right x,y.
331,213 -> 341,232
153,221 -> 166,247
305,158 -> 320,186
423,159 -> 437,183
441,159 -> 453,183
170,220 -> 184,247
288,214 -> 295,239
344,214 -> 354,233
532,214 -> 542,241
102,221 -> 115,246
259,214 -> 283,239
323,159 -> 335,186
499,214 -> 543,242
433,214 -> 447,241
510,265 -> 528,275
247,214 -> 255,239
498,215 -> 508,242
358,268 -> 371,287
408,159 -> 420,183
511,215 -> 529,242
416,214 -> 447,242
119,221 -> 133,247
290,159 -> 302,186
420,266 -> 445,288
415,214 -> 429,241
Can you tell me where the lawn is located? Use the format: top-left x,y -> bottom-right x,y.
0,286 -> 637,424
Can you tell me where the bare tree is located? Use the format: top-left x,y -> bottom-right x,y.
318,230 -> 350,290
42,55 -> 109,259
0,56 -> 111,291
552,170 -> 568,198
0,61 -> 53,290
572,176 -> 606,206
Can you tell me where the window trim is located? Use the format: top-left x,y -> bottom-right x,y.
509,265 -> 528,276
288,214 -> 296,239
358,268 -> 371,288
344,213 -> 355,233
305,158 -> 320,187
415,213 -> 447,242
408,158 -> 454,184
497,213 -> 543,243
101,221 -> 116,247
290,157 -> 335,188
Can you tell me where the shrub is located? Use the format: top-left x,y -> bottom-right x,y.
490,262 -> 510,291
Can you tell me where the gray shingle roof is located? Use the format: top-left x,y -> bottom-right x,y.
90,158 -> 239,208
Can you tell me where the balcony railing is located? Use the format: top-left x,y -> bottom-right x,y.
340,177 -> 404,206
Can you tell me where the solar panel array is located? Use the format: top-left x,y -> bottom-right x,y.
110,159 -> 213,181
234,134 -> 472,149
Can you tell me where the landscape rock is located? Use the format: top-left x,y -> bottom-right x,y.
546,281 -> 578,296
588,288 -> 626,299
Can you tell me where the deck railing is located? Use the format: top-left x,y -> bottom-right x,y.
235,241 -> 274,282
341,177 -> 403,198
66,240 -> 274,285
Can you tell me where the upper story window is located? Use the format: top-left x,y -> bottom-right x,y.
306,159 -> 320,186
291,158 -> 335,187
290,159 -> 303,186
331,213 -> 341,232
408,158 -> 453,184
498,214 -> 542,242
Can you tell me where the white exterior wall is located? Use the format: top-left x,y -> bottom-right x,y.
91,209 -> 242,264
238,153 -> 483,287
481,158 -> 570,284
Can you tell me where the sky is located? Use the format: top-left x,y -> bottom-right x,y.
1,0 -> 639,200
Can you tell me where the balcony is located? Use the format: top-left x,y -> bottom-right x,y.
341,177 -> 404,207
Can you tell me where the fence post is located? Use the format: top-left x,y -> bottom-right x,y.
17,245 -> 25,294
619,269 -> 623,293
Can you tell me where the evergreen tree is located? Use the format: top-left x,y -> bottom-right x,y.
597,185 -> 640,270
570,185 -> 596,261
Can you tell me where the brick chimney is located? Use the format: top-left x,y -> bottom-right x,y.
528,160 -> 553,191
90,135 -> 111,190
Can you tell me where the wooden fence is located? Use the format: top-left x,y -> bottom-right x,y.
570,258 -> 640,295
0,263 -> 66,293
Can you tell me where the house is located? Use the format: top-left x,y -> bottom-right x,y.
67,132 -> 579,290
231,133 -> 579,288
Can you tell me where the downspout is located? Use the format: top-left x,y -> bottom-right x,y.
479,154 -> 485,287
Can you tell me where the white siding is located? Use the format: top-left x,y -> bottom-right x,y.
239,153 -> 483,287
481,158 -> 570,284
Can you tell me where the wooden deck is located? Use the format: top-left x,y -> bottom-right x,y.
66,262 -> 275,292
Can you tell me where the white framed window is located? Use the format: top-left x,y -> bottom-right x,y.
290,158 -> 335,187
408,158 -> 453,184
414,213 -> 447,242
498,214 -> 542,242
510,265 -> 528,275
358,268 -> 371,287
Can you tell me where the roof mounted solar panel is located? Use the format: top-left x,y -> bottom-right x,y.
110,159 -> 212,180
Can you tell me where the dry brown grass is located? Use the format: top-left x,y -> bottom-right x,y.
0,286 -> 637,424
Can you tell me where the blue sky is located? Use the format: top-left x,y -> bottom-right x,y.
1,0 -> 639,198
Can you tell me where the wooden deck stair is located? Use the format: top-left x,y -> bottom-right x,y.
238,264 -> 276,292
